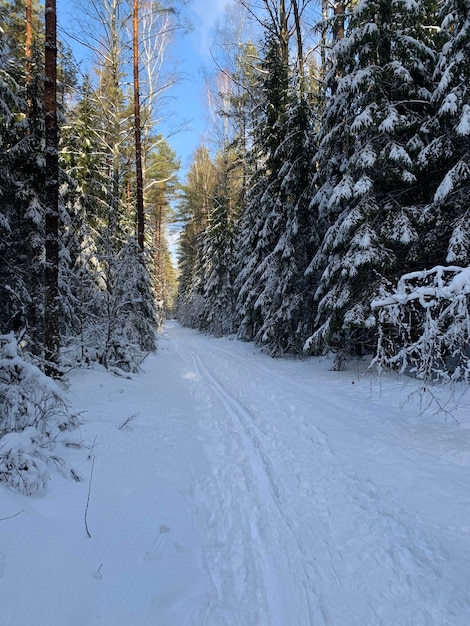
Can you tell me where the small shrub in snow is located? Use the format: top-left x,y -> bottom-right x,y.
371,266 -> 470,382
0,332 -> 76,493
0,428 -> 51,495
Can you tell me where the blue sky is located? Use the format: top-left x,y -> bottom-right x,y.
58,0 -> 231,178
164,0 -> 233,172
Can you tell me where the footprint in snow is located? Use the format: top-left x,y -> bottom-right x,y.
174,542 -> 185,554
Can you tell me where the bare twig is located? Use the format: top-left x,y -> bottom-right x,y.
84,456 -> 95,538
118,412 -> 139,430
418,385 -> 460,423
88,435 -> 98,460
70,469 -> 83,482
93,563 -> 104,579
0,509 -> 24,522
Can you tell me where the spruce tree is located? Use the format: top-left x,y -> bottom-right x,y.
176,146 -> 216,327
59,78 -> 108,362
145,139 -> 180,321
305,0 -> 439,361
371,2 -> 470,380
417,0 -> 470,266
0,0 -> 45,352
234,31 -> 290,348
196,150 -> 242,336
234,23 -> 317,355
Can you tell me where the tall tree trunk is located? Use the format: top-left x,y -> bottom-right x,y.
321,0 -> 328,74
25,0 -> 33,84
133,0 -> 145,251
25,0 -> 33,116
44,0 -> 60,374
291,0 -> 305,91
279,0 -> 289,71
334,0 -> 345,42
153,192 -> 164,318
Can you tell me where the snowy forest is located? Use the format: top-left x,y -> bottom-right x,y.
177,0 -> 470,377
1,0 -> 181,491
1,0 -> 470,495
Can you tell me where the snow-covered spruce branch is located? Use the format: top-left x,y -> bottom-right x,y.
371,266 -> 470,382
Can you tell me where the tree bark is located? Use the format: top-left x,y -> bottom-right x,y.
133,0 -> 145,251
25,0 -> 33,84
44,0 -> 60,374
279,0 -> 289,71
321,0 -> 328,73
25,0 -> 33,116
334,0 -> 345,42
291,0 -> 305,90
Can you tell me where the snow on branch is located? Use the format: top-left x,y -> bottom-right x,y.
0,333 -> 78,494
371,266 -> 470,382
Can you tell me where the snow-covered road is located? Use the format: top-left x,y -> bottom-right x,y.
1,321 -> 470,625
170,323 -> 470,625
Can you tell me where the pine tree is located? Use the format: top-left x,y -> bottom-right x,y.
43,0 -> 60,375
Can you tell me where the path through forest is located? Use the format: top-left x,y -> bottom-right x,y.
1,321 -> 470,624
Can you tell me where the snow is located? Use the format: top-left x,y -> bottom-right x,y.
435,169 -> 455,201
394,0 -> 420,13
389,142 -> 413,166
353,175 -> 373,196
439,92 -> 458,116
385,210 -> 418,244
350,107 -> 375,133
372,265 -> 470,308
1,321 -> 470,625
379,107 -> 400,133
457,104 -> 470,136
352,145 -> 377,168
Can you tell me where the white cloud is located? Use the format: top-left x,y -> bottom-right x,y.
189,0 -> 232,57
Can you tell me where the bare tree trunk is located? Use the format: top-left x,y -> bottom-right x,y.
133,0 -> 145,251
291,0 -> 305,89
44,0 -> 60,375
279,0 -> 289,71
25,0 -> 34,118
153,192 -> 164,318
321,0 -> 328,73
25,0 -> 33,84
334,0 -> 345,42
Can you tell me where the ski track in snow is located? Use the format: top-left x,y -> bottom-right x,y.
1,321 -> 470,625
170,325 -> 470,626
